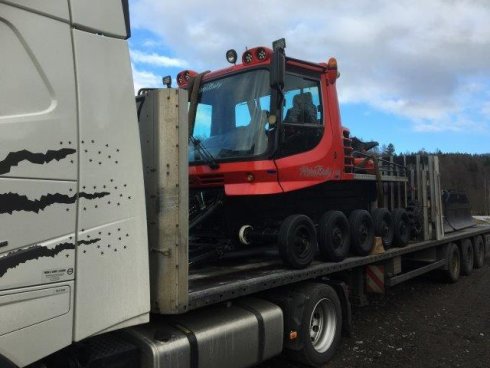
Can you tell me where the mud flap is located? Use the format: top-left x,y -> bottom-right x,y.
442,191 -> 475,233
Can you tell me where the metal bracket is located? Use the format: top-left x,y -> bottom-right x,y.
151,248 -> 172,257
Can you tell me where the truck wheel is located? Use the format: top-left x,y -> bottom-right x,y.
485,235 -> 490,261
288,283 -> 342,367
278,214 -> 316,269
348,210 -> 374,256
318,211 -> 350,262
392,208 -> 409,247
460,239 -> 474,276
443,243 -> 461,283
473,236 -> 485,269
371,208 -> 394,249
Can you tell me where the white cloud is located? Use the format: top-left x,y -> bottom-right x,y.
130,49 -> 188,68
131,64 -> 161,93
482,102 -> 490,118
129,0 -> 490,132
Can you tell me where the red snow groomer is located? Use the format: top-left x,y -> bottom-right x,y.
180,39 -> 472,268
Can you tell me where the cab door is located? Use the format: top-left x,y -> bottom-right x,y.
0,2 -> 77,366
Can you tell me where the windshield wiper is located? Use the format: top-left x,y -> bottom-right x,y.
190,136 -> 220,169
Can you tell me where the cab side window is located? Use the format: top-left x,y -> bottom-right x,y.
280,75 -> 323,156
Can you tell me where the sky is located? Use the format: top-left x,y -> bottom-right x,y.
127,0 -> 490,154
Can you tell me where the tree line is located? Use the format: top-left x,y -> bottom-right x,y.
374,143 -> 490,215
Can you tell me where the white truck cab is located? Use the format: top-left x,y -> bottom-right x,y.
0,1 -> 150,365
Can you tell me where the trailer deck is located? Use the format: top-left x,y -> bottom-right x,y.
187,225 -> 490,310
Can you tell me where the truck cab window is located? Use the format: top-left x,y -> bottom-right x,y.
189,69 -> 272,162
194,103 -> 212,139
280,75 -> 323,156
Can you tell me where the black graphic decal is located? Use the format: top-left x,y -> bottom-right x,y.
0,192 -> 110,214
0,241 -> 74,277
0,148 -> 76,175
79,192 -> 110,200
77,238 -> 101,246
0,237 -> 104,278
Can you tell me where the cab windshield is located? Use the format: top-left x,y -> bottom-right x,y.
189,69 -> 271,163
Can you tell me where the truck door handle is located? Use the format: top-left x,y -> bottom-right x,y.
0,241 -> 8,248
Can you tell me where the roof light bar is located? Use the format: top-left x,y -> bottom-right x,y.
176,70 -> 198,87
241,47 -> 272,65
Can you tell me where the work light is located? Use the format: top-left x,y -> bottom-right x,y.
226,49 -> 237,64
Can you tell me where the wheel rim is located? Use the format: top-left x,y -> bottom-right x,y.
309,298 -> 337,353
294,225 -> 311,259
381,221 -> 389,237
359,221 -> 369,243
398,218 -> 408,239
332,226 -> 344,250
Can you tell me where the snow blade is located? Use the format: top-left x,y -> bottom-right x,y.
442,191 -> 475,233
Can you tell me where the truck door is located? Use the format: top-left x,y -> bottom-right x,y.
0,1 -> 77,366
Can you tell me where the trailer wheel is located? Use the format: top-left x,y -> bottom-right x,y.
460,239 -> 474,276
486,236 -> 490,261
278,214 -> 316,269
287,283 -> 342,367
392,208 -> 410,247
348,210 -> 374,256
443,243 -> 461,283
473,236 -> 485,269
318,211 -> 350,262
371,208 -> 394,249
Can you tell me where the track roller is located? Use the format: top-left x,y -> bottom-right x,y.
348,210 -> 374,256
278,214 -> 316,269
318,211 -> 350,262
392,208 -> 410,247
371,208 -> 394,249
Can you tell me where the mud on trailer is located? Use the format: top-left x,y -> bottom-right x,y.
0,2 -> 490,368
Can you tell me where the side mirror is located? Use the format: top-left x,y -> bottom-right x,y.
270,45 -> 285,91
270,38 -> 286,123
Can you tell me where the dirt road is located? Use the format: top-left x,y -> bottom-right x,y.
260,262 -> 490,368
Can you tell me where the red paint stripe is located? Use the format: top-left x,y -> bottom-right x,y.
371,265 -> 384,279
366,278 -> 381,293
366,267 -> 384,291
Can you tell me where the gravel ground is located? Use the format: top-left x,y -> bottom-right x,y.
259,261 -> 490,368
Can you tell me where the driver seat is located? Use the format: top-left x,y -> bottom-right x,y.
284,92 -> 318,124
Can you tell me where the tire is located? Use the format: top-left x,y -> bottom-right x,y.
318,211 -> 350,262
443,242 -> 461,283
371,208 -> 394,249
460,238 -> 474,276
348,210 -> 374,256
278,214 -> 316,269
392,208 -> 410,247
473,236 -> 485,269
287,283 -> 342,367
486,236 -> 490,261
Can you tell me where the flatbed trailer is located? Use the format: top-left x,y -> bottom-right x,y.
187,225 -> 490,310
123,220 -> 490,368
